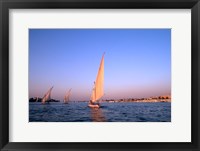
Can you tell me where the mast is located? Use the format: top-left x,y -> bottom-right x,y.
91,53 -> 105,103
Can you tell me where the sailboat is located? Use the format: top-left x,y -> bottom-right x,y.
64,88 -> 72,104
41,86 -> 53,104
88,53 -> 105,108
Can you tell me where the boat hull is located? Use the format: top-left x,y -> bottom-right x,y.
88,104 -> 100,108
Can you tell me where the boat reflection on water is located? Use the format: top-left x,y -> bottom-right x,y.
90,108 -> 106,122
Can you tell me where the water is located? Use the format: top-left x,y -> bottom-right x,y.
29,102 -> 171,122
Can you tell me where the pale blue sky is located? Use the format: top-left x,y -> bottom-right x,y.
29,29 -> 171,101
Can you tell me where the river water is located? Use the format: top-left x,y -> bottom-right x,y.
29,102 -> 171,122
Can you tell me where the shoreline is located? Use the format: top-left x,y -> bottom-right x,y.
100,99 -> 171,103
29,97 -> 171,103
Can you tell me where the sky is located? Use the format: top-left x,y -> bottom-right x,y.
29,29 -> 171,101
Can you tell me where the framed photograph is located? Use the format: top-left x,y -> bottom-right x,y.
0,0 -> 199,150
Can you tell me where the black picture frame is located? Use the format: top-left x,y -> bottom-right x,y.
0,0 -> 199,150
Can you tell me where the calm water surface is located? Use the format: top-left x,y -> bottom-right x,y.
29,102 -> 171,122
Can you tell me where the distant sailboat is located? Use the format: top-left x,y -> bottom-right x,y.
35,97 -> 39,102
88,53 -> 105,108
64,88 -> 72,104
41,86 -> 53,104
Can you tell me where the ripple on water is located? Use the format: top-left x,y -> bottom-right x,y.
29,102 -> 171,122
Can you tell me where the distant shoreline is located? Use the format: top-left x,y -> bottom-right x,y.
99,99 -> 171,103
29,98 -> 60,102
29,96 -> 171,103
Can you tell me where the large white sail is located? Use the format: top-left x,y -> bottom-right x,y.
91,53 -> 105,103
42,86 -> 53,104
64,88 -> 72,103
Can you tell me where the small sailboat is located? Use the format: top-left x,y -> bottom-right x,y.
88,53 -> 105,108
64,88 -> 72,104
41,86 -> 53,104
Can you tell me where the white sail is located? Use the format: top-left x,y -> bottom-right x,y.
91,53 -> 105,103
42,86 -> 53,104
64,88 -> 72,103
